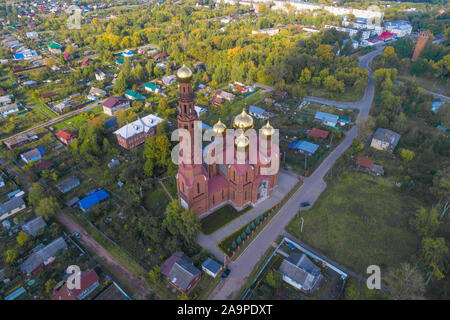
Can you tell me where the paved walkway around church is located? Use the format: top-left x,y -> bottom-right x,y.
196,169 -> 300,262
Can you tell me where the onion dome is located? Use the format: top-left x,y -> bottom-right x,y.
260,121 -> 275,137
235,132 -> 250,148
233,108 -> 254,131
212,119 -> 227,135
176,65 -> 193,83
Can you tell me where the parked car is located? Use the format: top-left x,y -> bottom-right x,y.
300,202 -> 310,207
221,268 -> 231,279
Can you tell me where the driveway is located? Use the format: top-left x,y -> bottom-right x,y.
208,46 -> 384,300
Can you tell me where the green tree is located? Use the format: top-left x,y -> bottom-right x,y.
16,231 -> 30,246
400,149 -> 415,163
28,183 -> 46,207
5,249 -> 16,264
163,200 -> 200,246
298,67 -> 311,84
410,207 -> 440,238
36,197 -> 61,220
422,237 -> 448,280
45,279 -> 57,294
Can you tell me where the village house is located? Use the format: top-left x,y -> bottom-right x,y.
0,197 -> 26,221
114,114 -> 163,150
356,156 -> 384,176
370,128 -> 401,152
20,147 -> 45,163
0,103 -> 21,117
53,100 -> 71,114
3,134 -> 37,149
19,237 -> 68,275
77,189 -> 110,212
161,252 -> 202,294
215,90 -> 235,103
279,252 -> 324,294
102,97 -> 130,116
56,176 -> 80,193
144,82 -> 161,94
162,74 -> 177,86
308,128 -> 330,139
95,69 -> 107,81
88,87 -> 107,100
314,111 -> 339,127
53,270 -> 100,300
249,105 -> 271,120
21,216 -> 47,237
288,140 -> 319,156
0,94 -> 14,106
252,28 -> 280,36
154,52 -> 167,62
47,42 -> 62,54
124,89 -> 146,101
55,130 -> 77,145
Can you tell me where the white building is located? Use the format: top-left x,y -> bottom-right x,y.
384,21 -> 412,37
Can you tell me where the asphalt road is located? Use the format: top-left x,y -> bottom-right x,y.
208,46 -> 385,300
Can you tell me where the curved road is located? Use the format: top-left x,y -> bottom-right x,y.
209,46 -> 385,300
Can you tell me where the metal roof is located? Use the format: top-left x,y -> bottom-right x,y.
114,114 -> 163,139
77,189 -> 110,211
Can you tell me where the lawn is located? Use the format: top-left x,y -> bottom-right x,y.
200,204 -> 251,235
286,172 -> 421,275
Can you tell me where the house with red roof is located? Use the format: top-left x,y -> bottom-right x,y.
55,130 -> 77,145
308,128 -> 329,140
81,58 -> 90,67
53,270 -> 100,300
356,156 -> 384,176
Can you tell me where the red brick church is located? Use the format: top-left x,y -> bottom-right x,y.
175,66 -> 279,216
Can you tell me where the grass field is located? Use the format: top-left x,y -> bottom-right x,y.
286,172 -> 421,275
200,204 -> 251,235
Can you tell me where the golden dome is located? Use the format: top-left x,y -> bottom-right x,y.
233,108 -> 254,130
260,121 -> 275,136
235,132 -> 250,148
176,65 -> 193,82
212,119 -> 227,135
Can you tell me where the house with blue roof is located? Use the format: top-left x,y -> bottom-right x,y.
314,112 -> 339,127
431,101 -> 443,113
249,105 -> 271,120
288,141 -> 319,156
77,189 -> 110,212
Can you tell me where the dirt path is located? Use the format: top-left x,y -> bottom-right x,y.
56,211 -> 155,300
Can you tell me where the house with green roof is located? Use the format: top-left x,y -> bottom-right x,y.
47,42 -> 62,54
144,82 -> 161,94
124,89 -> 145,101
